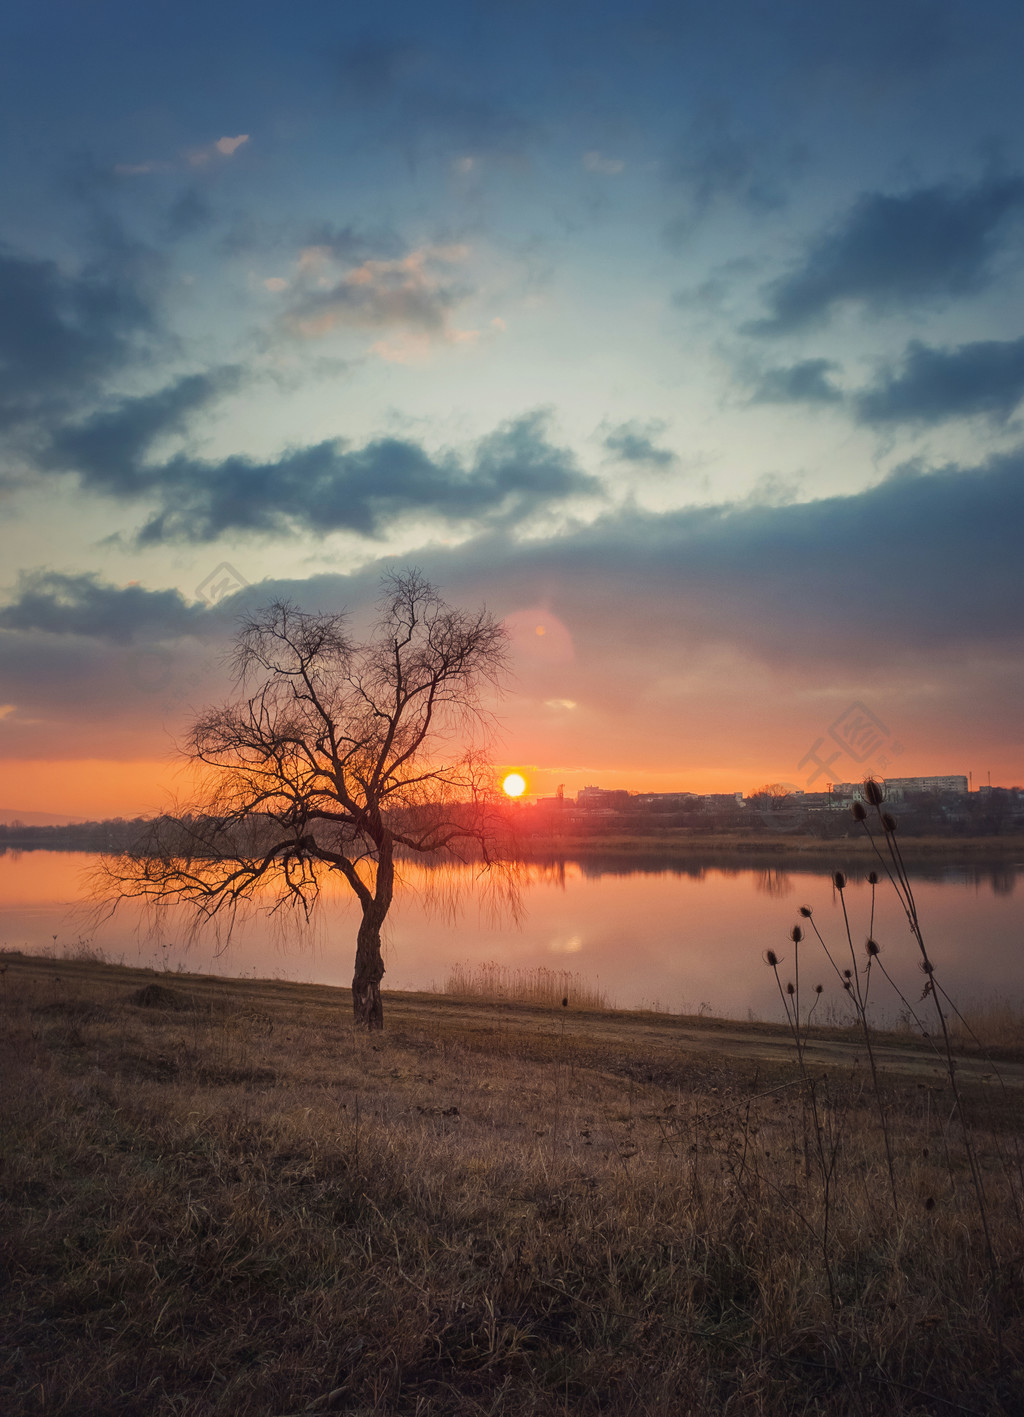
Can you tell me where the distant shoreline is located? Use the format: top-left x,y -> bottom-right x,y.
515,830 -> 1024,863
3,828 -> 1024,866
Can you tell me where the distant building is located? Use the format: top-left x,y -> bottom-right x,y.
702,793 -> 745,809
796,792 -> 834,810
576,786 -> 629,808
884,775 -> 968,800
831,782 -> 868,802
832,775 -> 968,803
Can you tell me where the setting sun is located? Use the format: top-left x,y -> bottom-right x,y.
502,772 -> 527,797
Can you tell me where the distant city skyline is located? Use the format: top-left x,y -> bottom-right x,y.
5,771 -> 1021,828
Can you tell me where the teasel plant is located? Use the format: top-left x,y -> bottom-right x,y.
763,941 -> 839,1311
766,785 -> 1022,1335
850,782 -> 997,1269
837,871 -> 900,1216
783,883 -> 900,1221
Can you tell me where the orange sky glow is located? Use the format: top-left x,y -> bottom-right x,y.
3,748 -> 1015,822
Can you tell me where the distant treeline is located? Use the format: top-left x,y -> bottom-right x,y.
0,817 -> 154,852
0,802 -> 496,857
0,814 -> 357,856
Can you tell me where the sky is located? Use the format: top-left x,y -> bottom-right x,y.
2,0 -> 1024,817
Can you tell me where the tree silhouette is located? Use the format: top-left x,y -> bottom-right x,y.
105,571 -> 514,1029
747,782 -> 793,812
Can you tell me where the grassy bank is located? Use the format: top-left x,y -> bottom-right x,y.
3,952 -> 1024,1415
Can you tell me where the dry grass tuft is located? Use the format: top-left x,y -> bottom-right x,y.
950,998 -> 1024,1050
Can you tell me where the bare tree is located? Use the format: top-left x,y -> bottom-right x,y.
747,782 -> 793,812
104,571 -> 514,1030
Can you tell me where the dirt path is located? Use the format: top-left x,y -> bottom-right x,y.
388,992 -> 1024,1088
6,951 -> 1022,1088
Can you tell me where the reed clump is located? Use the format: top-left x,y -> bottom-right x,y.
950,999 -> 1024,1049
444,960 -> 610,1011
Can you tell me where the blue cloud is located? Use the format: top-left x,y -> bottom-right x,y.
748,359 -> 844,405
856,337 -> 1024,424
0,244 -> 156,431
664,100 -> 800,242
334,32 -> 537,162
164,187 -> 214,240
603,420 -> 677,468
0,569 -> 209,642
45,389 -> 602,543
335,35 -> 424,103
749,176 -> 1024,334
48,369 -> 242,496
136,414 -> 599,543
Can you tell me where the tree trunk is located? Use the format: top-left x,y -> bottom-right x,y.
352,834 -> 393,1031
352,912 -> 385,1030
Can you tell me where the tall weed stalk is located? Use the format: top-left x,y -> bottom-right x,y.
766,781 -> 1016,1346
764,940 -> 840,1311
853,783 -> 996,1270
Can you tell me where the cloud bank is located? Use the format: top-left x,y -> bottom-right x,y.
4,448 -> 1022,761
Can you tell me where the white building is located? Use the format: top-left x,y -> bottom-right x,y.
884,775 -> 968,800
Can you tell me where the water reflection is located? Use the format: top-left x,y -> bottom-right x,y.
0,849 -> 1021,1023
4,841 -> 1018,896
990,869 -> 1017,895
522,850 -> 1022,895
755,868 -> 793,898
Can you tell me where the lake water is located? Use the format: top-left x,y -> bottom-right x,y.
1,849 -> 1022,1024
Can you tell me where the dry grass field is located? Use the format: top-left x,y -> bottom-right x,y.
3,950 -> 1024,1416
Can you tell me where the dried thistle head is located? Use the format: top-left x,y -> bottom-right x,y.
799,906 -> 813,918
791,925 -> 803,944
764,949 -> 779,967
866,938 -> 880,957
814,984 -> 823,995
864,779 -> 885,807
843,968 -> 852,979
786,981 -> 795,996
852,801 -> 867,821
833,871 -> 847,890
868,871 -> 879,885
882,813 -> 898,834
